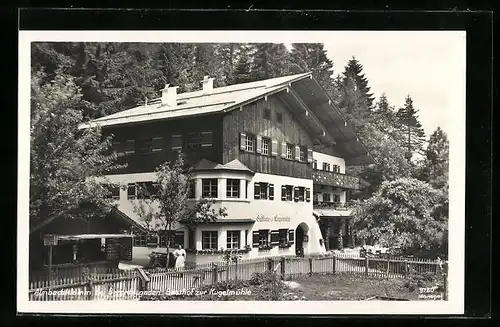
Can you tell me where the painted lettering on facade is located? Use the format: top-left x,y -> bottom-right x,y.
255,214 -> 291,223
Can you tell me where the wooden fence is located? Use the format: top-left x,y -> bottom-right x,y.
28,254 -> 447,301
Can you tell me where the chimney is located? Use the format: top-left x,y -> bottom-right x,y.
161,84 -> 178,107
201,75 -> 214,94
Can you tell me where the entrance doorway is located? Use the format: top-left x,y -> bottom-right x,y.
295,223 -> 309,256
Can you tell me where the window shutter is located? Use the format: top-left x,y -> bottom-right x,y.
307,149 -> 313,163
254,183 -> 260,199
294,145 -> 300,161
294,187 -> 299,202
271,139 -> 278,156
281,186 -> 287,201
306,188 -> 311,202
269,184 -> 274,200
252,231 -> 260,247
288,230 -> 295,243
270,230 -> 279,246
240,133 -> 246,151
281,142 -> 287,158
171,134 -> 183,150
201,131 -> 213,147
256,135 -> 262,154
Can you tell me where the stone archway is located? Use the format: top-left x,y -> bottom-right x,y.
295,222 -> 309,256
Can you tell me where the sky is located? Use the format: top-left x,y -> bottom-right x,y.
305,32 -> 466,137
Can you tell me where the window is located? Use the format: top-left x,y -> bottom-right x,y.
276,112 -> 283,123
294,187 -> 305,202
226,179 -> 240,198
245,134 -> 255,152
262,137 -> 271,155
263,108 -> 271,120
245,180 -> 249,198
313,159 -> 318,170
188,180 -> 196,199
323,193 -> 331,203
226,230 -> 240,249
133,234 -> 147,247
279,229 -> 288,246
171,134 -> 183,151
332,165 -> 340,173
281,185 -> 293,201
124,140 -> 135,155
105,184 -> 120,200
201,131 -> 213,148
136,137 -> 153,154
186,132 -> 202,150
202,231 -> 218,249
333,194 -> 341,203
323,163 -> 331,171
202,179 -> 218,198
313,192 -> 320,203
255,182 -> 273,200
152,137 -> 163,152
258,230 -> 269,247
175,231 -> 185,247
299,146 -> 307,162
113,141 -> 125,157
286,143 -> 293,160
127,184 -> 136,200
259,182 -> 268,199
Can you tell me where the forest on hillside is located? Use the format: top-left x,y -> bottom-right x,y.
30,42 -> 449,256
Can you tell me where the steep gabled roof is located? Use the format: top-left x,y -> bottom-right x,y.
80,73 -> 311,129
80,72 -> 374,165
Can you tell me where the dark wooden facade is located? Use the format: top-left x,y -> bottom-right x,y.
222,96 -> 314,179
106,115 -> 224,174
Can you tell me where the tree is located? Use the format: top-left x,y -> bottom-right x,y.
342,57 -> 375,109
133,153 -> 227,267
289,43 -> 335,93
156,43 -> 196,93
233,45 -> 253,84
396,95 -> 426,160
250,43 -> 291,81
30,71 -> 120,234
351,178 -> 447,256
419,127 -> 449,189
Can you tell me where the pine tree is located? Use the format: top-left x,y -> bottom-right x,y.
420,127 -> 449,189
289,43 -> 335,93
233,45 -> 253,84
250,43 -> 291,81
342,57 -> 375,109
396,95 -> 426,160
213,43 -> 240,87
156,43 -> 196,93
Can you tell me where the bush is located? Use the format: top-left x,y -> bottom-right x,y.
249,270 -> 278,286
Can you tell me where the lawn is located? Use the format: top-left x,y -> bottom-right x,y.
141,272 -> 446,301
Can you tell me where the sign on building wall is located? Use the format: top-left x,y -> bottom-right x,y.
43,234 -> 57,246
255,214 -> 291,223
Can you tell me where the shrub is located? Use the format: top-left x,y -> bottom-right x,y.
249,270 -> 278,286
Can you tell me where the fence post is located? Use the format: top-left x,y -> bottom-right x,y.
235,258 -> 239,281
403,260 -> 408,279
212,263 -> 218,284
386,258 -> 390,280
309,257 -> 313,276
280,257 -> 286,280
332,254 -> 336,274
443,263 -> 448,301
364,256 -> 369,276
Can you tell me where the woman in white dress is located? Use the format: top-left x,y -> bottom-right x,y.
173,245 -> 186,273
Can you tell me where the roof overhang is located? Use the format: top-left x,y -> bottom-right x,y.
289,76 -> 376,166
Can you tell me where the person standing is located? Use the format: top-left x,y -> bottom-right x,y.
173,245 -> 186,275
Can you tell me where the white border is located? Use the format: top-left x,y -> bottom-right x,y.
18,30 -> 466,315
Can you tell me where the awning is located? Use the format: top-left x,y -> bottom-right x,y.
205,218 -> 256,224
313,209 -> 352,218
43,233 -> 133,246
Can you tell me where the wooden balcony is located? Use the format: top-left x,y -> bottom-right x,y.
312,169 -> 360,190
313,202 -> 350,211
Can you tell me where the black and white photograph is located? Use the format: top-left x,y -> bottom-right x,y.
18,30 -> 466,314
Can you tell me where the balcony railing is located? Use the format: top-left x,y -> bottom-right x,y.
313,201 -> 351,211
312,169 -> 360,190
